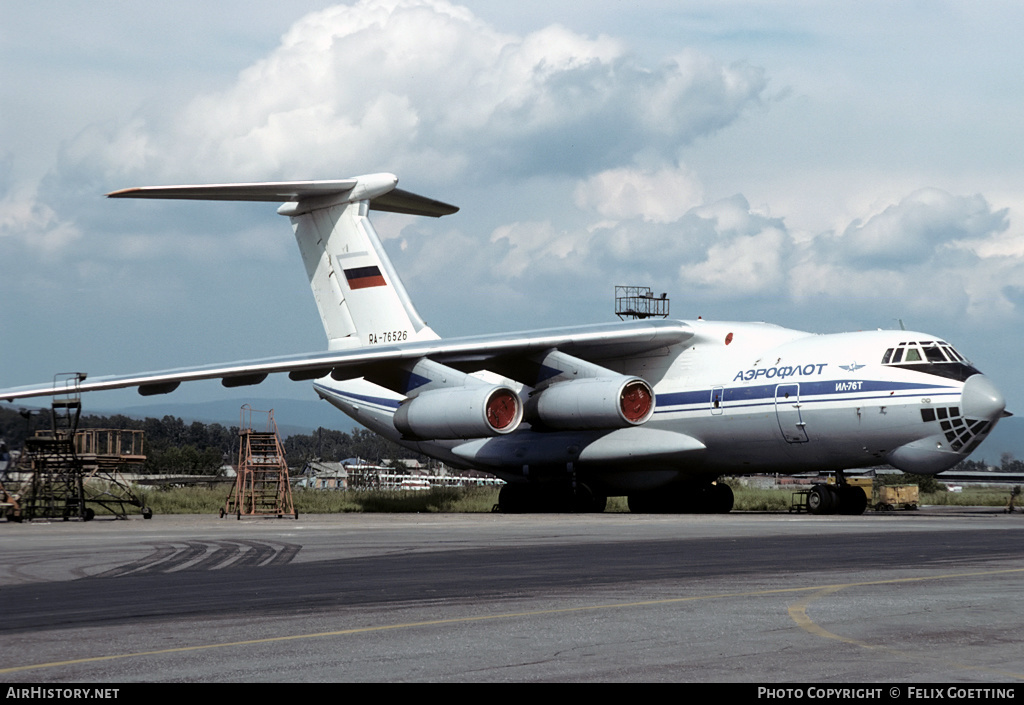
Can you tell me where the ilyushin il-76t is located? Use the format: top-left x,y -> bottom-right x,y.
2,173 -> 1008,514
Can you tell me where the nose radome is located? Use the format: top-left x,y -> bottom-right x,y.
961,374 -> 1006,421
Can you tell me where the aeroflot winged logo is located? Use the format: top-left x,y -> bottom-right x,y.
345,265 -> 387,289
839,363 -> 866,372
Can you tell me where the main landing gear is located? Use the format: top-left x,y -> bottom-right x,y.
497,482 -> 607,513
627,481 -> 734,514
497,479 -> 735,514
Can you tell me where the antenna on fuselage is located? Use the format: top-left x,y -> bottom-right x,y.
896,318 -> 906,331
615,286 -> 670,320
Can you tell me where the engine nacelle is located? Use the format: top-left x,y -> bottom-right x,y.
525,377 -> 655,430
393,385 -> 523,440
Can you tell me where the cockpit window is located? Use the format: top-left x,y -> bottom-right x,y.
881,340 -> 979,381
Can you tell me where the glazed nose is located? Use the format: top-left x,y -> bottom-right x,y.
961,374 -> 1006,422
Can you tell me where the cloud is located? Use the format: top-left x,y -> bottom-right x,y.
681,195 -> 790,296
0,185 -> 81,256
2,0 -> 774,325
423,183 -> 1021,330
13,1 -> 1024,337
830,188 -> 1009,268
573,164 -> 704,224
41,0 -> 766,189
792,188 -> 1018,320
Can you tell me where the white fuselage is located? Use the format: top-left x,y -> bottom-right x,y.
315,319 -> 1005,494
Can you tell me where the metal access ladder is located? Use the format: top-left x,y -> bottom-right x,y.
222,405 -> 297,519
21,374 -> 90,520
19,373 -> 152,521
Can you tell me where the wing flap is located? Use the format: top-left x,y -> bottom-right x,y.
1,320 -> 692,401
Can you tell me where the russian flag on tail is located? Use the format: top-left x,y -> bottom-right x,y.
345,265 -> 387,290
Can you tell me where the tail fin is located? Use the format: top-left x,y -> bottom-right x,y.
109,173 -> 457,349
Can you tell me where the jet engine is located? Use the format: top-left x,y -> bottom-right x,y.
393,385 -> 523,439
525,377 -> 655,430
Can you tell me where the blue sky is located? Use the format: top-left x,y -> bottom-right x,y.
3,0 -> 1024,416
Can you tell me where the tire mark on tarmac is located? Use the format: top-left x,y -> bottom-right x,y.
93,540 -> 300,577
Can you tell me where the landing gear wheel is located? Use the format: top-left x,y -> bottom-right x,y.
498,482 -> 607,513
837,486 -> 867,515
627,490 -> 671,513
629,481 -> 734,514
707,483 -> 734,513
572,483 -> 607,513
807,485 -> 834,515
142,507 -> 153,520
498,483 -> 534,513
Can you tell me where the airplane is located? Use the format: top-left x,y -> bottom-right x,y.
1,173 -> 1008,514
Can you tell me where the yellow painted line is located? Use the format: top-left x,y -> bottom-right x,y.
787,572 -> 1024,681
3,566 -> 1023,675
789,585 -> 901,652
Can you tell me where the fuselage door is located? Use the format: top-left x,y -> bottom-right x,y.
710,386 -> 724,415
775,383 -> 809,443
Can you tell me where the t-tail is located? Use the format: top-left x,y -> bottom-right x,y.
108,173 -> 456,350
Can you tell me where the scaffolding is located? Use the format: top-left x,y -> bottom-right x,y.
17,373 -> 151,520
19,373 -> 89,520
222,405 -> 297,519
615,286 -> 670,320
75,428 -> 151,519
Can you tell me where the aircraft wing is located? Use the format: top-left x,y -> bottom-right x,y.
0,320 -> 691,401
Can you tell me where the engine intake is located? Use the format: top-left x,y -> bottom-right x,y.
525,377 -> 655,430
393,385 -> 523,440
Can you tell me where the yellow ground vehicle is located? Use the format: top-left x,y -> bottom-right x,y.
874,484 -> 919,511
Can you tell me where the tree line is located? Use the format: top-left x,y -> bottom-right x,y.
1,405 -> 420,475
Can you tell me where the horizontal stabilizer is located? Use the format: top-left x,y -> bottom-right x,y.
107,173 -> 458,218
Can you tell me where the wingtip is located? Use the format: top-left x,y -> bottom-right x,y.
106,187 -> 139,198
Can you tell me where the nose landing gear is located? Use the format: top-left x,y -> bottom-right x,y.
801,479 -> 867,515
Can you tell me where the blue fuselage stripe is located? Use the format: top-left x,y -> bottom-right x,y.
314,383 -> 400,411
654,379 -> 956,413
317,378 -> 957,417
